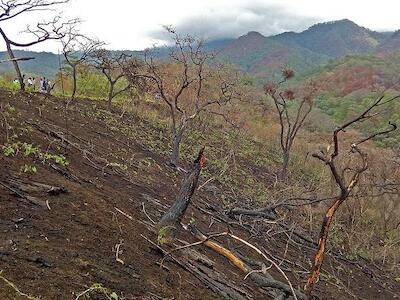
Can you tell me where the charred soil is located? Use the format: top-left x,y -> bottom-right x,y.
0,90 -> 398,299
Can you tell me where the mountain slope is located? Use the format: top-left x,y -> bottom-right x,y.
290,53 -> 400,146
217,31 -> 329,79
298,54 -> 400,97
376,30 -> 400,56
272,19 -> 389,57
0,90 -> 399,299
0,50 -> 60,78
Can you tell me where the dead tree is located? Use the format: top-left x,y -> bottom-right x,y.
304,95 -> 399,297
264,71 -> 317,179
59,25 -> 103,101
0,0 -> 70,90
158,147 -> 306,299
158,147 -> 205,242
138,27 -> 239,167
91,49 -> 132,110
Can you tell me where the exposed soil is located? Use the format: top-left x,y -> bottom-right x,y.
0,90 -> 398,300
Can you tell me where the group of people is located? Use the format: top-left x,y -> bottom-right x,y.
12,75 -> 52,93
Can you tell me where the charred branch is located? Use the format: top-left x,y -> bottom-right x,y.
0,56 -> 34,63
189,224 -> 306,300
158,148 -> 205,241
0,0 -> 68,22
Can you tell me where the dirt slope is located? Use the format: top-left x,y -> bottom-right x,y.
0,90 -> 398,300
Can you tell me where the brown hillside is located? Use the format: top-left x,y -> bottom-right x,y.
0,90 -> 398,300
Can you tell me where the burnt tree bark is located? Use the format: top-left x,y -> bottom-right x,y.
171,125 -> 186,168
71,64 -> 77,100
2,36 -> 24,90
158,147 -> 205,241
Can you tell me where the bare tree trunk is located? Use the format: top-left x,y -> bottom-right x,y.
108,81 -> 115,111
71,65 -> 77,101
280,150 -> 290,179
5,41 -> 25,91
171,126 -> 185,167
159,147 -> 205,242
305,195 -> 345,297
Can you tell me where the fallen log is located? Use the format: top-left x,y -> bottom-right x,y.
49,163 -> 80,183
228,207 -> 278,220
6,178 -> 67,196
0,181 -> 46,208
0,175 -> 68,208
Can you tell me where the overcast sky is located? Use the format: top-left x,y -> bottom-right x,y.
2,0 -> 400,52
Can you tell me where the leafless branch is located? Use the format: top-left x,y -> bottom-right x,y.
305,94 -> 399,297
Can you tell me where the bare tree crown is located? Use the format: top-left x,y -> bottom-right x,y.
264,69 -> 319,178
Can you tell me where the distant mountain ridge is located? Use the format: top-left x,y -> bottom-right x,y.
216,30 -> 329,79
0,50 -> 60,78
0,19 -> 399,80
376,30 -> 400,56
271,19 -> 390,57
207,19 -> 397,79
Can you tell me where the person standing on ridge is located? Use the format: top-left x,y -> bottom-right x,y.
27,77 -> 33,89
43,77 -> 48,92
39,78 -> 45,92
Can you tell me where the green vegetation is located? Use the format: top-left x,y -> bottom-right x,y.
2,140 -> 69,167
316,93 -> 400,146
158,225 -> 173,245
0,76 -> 20,91
20,164 -> 38,174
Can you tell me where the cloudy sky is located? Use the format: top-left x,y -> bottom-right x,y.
1,0 -> 400,52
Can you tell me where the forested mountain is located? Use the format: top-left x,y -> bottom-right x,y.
0,19 -> 398,81
272,19 -> 391,57
376,30 -> 400,56
216,31 -> 329,79
212,19 -> 396,79
0,50 -> 60,78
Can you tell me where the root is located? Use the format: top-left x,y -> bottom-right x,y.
0,271 -> 40,300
